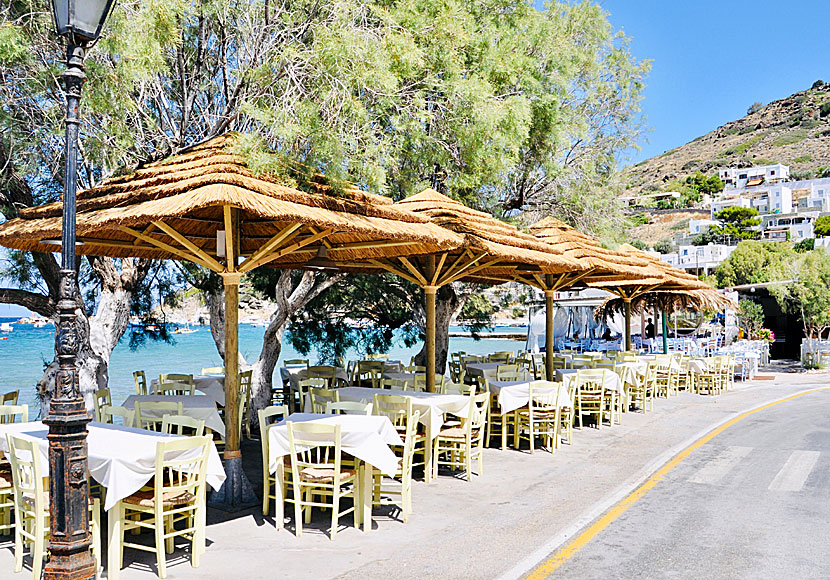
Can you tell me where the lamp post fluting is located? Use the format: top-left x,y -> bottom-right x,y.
46,0 -> 115,577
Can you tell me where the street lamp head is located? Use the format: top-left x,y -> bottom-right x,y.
51,0 -> 116,44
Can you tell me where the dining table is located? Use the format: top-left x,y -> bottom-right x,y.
0,421 -> 225,580
150,374 -> 226,406
487,380 -> 572,449
332,386 -> 470,482
122,394 -> 226,436
267,413 -> 402,531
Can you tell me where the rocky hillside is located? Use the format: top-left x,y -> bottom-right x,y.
623,81 -> 830,194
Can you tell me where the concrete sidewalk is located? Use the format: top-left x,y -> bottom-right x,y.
0,370 -> 821,580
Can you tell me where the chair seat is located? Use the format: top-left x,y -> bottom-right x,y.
23,491 -> 96,510
299,467 -> 355,483
0,472 -> 11,489
517,409 -> 558,419
437,427 -> 479,440
123,489 -> 196,508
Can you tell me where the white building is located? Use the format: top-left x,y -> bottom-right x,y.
661,244 -> 737,275
759,211 -> 818,241
719,163 -> 789,189
712,184 -> 793,217
689,219 -> 716,236
711,194 -> 752,215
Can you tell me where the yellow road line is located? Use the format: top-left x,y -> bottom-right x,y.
523,387 -> 828,580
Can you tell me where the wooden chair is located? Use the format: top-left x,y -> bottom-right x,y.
133,371 -> 148,395
366,353 -> 389,361
161,414 -> 206,436
258,405 -> 289,518
0,405 -> 27,537
1,390 -> 19,406
488,351 -> 512,364
575,369 -> 607,429
284,358 -> 309,366
239,369 -> 253,439
448,360 -> 465,384
309,386 -> 340,414
200,366 -> 224,375
7,433 -> 101,579
441,382 -> 474,395
432,392 -> 489,481
135,401 -> 184,431
530,353 -> 547,378
93,387 -> 111,422
112,436 -> 211,578
559,381 -> 576,446
158,373 -> 194,392
307,365 -> 337,388
380,378 -> 407,390
513,381 -> 562,454
496,364 -> 522,381
297,378 -> 326,413
286,422 -> 358,540
0,404 -> 28,425
326,401 -> 373,415
100,404 -> 135,427
357,361 -> 384,389
481,377 -> 513,450
373,394 -> 426,474
372,409 -> 421,523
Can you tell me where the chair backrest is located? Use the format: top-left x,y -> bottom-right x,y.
135,401 -> 184,431
201,366 -> 224,375
161,414 -> 206,436
307,365 -> 337,382
571,358 -> 595,370
441,382 -> 475,395
575,369 -> 607,392
466,392 -> 490,434
158,381 -> 195,396
380,378 -> 407,390
528,380 -> 561,411
133,370 -> 148,395
93,388 -> 111,421
488,352 -> 512,364
258,405 -> 289,468
159,373 -> 194,386
400,409 -> 421,474
326,401 -> 373,415
1,390 -> 19,405
461,355 -> 482,368
406,365 -> 427,373
297,378 -> 326,412
287,421 -> 343,475
100,404 -> 134,427
6,434 -> 44,515
0,404 -> 28,424
357,361 -> 384,388
372,393 -> 413,432
412,374 -> 427,392
496,364 -> 521,381
154,436 -> 211,501
594,360 -> 616,370
238,369 -> 253,432
309,386 -> 340,413
284,359 -> 309,367
366,353 -> 389,361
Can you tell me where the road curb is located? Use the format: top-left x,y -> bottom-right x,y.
495,386 -> 828,580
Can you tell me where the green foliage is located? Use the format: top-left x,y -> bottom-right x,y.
793,154 -> 813,164
768,248 -> 830,338
696,207 -> 761,245
629,213 -> 650,227
772,130 -> 809,147
794,238 -> 815,252
629,239 -> 649,251
653,238 -> 675,254
737,299 -> 764,339
713,240 -> 794,288
820,101 -> 830,118
722,134 -> 763,156
747,102 -> 764,115
459,294 -> 496,325
814,216 -> 830,237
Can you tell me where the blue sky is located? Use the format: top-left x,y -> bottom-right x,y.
594,0 -> 830,165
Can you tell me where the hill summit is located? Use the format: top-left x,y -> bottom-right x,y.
623,81 -> 830,194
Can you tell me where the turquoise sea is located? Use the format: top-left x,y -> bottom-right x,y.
0,317 -> 526,417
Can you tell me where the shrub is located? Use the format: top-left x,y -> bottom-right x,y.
747,102 -> 764,115
820,101 -> 830,118
793,155 -> 813,164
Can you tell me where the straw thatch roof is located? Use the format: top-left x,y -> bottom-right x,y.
594,288 -> 737,321
341,189 -> 588,288
0,134 -> 463,273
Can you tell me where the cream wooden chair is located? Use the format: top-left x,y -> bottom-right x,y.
432,392 -> 489,481
575,369 -> 606,429
286,422 -> 358,540
405,365 -> 427,373
6,434 -> 101,580
0,404 -> 27,537
112,436 -> 211,579
157,381 -> 195,397
133,371 -> 148,395
158,373 -> 195,393
558,381 -> 576,446
496,364 -> 522,381
258,405 -> 289,518
373,393 -> 426,475
366,353 -> 389,361
357,361 -> 384,388
99,404 -> 135,427
380,378 -> 407,390
448,360 -> 465,384
441,382 -> 474,395
513,381 -> 562,454
309,386 -> 340,414
326,401 -> 373,415
297,378 -> 326,412
200,366 -> 224,375
239,369 -> 254,439
488,351 -> 512,364
481,376 -> 514,450
372,409 -> 420,523
161,414 -> 206,436
307,365 -> 337,387
284,358 -> 309,366
135,401 -> 184,431
1,390 -> 19,406
92,387 -> 111,421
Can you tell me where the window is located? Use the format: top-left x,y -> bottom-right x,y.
739,174 -> 747,179
771,171 -> 775,176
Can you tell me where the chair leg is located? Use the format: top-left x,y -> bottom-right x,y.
165,514 -> 174,554
262,467 -> 270,516
193,505 -> 206,567
155,508 -> 167,579
330,485 -> 340,541
293,487 -> 303,537
13,512 -> 23,573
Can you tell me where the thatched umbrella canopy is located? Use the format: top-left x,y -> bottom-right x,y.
326,189 -> 590,389
0,133 -> 462,506
595,289 -> 737,320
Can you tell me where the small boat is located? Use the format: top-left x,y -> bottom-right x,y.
250,320 -> 268,327
0,323 -> 13,332
145,324 -> 159,333
174,323 -> 198,334
33,318 -> 48,328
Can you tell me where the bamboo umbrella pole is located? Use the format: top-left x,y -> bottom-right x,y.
624,298 -> 632,351
662,309 -> 669,354
425,255 -> 437,393
223,272 -> 241,455
545,275 -> 555,381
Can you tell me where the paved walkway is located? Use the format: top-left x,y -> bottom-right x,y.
0,368 -> 822,579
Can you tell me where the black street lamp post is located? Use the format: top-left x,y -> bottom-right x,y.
45,0 -> 114,578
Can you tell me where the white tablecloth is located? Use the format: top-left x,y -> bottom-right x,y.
283,366 -> 349,390
488,380 -> 570,414
150,374 -> 225,406
335,386 -> 469,438
382,372 -> 423,385
122,394 -> 225,436
556,369 -> 623,393
464,362 -> 501,380
268,413 -> 402,476
0,421 -> 225,511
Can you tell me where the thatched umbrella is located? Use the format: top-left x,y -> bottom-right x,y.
316,189 -> 589,390
0,133 -> 462,507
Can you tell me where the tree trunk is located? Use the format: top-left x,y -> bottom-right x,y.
414,284 -> 463,375
38,257 -> 150,410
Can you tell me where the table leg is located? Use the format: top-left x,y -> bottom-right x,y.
107,501 -> 121,580
275,459 -> 285,530
361,463 -> 372,532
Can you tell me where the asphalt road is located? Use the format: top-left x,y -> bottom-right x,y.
547,389 -> 830,579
